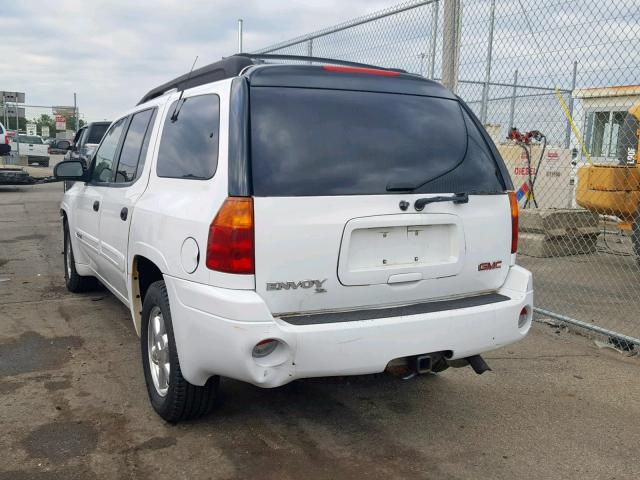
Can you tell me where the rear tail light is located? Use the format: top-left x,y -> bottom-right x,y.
47,147 -> 51,154
322,65 -> 400,76
4,136 -> 8,144
206,197 -> 254,274
508,192 -> 519,254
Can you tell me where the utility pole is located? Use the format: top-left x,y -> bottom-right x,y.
2,93 -> 6,128
564,61 -> 578,149
441,0 -> 461,93
238,19 -> 243,53
15,96 -> 20,157
74,93 -> 78,132
418,52 -> 427,76
508,69 -> 519,129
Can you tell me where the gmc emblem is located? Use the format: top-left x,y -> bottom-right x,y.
478,261 -> 502,271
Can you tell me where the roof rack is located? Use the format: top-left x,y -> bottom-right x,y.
137,56 -> 253,105
138,53 -> 406,105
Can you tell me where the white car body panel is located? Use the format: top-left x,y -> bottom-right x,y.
59,70 -> 533,389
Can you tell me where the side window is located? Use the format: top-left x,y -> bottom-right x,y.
114,109 -> 156,183
91,118 -> 127,184
156,94 -> 219,179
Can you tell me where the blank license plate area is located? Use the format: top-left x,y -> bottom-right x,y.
347,224 -> 455,271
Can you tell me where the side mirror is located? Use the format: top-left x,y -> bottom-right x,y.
54,160 -> 86,180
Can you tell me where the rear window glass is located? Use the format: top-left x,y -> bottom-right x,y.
156,94 -> 220,179
87,124 -> 109,144
19,135 -> 43,144
250,88 -> 505,196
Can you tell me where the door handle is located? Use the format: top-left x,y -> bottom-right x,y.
93,200 -> 100,211
120,207 -> 128,221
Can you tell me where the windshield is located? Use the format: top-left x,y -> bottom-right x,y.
87,124 -> 109,144
18,135 -> 43,144
250,87 -> 505,196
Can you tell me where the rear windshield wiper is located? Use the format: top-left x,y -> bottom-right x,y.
414,193 -> 468,211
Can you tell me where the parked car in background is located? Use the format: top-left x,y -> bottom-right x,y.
10,134 -> 50,166
47,138 -> 72,155
65,121 -> 110,165
54,55 -> 533,423
0,122 -> 10,156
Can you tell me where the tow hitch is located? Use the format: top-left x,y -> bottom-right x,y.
385,352 -> 492,379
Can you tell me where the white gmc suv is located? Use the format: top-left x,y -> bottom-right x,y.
54,55 -> 533,422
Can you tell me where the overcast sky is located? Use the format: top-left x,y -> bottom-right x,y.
2,0 -> 394,122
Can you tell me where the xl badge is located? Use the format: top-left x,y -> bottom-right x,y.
267,279 -> 327,293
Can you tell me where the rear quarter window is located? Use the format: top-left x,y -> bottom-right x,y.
249,87 -> 505,196
156,94 -> 220,180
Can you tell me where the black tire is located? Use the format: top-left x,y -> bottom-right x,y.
141,280 -> 219,422
63,221 -> 98,293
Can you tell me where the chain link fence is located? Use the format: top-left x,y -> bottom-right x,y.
255,0 -> 640,349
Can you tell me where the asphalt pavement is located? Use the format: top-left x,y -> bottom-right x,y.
1,182 -> 639,480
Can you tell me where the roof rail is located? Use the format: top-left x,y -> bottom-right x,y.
137,54 -> 406,105
137,56 -> 254,105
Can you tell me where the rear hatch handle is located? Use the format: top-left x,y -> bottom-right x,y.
414,193 -> 468,211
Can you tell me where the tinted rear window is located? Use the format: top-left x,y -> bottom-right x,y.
87,124 -> 109,144
250,88 -> 505,196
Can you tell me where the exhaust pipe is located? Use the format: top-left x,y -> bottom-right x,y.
465,354 -> 492,375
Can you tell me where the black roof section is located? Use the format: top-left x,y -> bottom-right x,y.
138,53 -> 448,105
138,56 -> 253,105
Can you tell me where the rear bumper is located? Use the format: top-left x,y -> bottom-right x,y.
165,266 -> 533,387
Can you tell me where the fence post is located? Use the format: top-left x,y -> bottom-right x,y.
508,69 -> 518,129
307,38 -> 313,63
441,0 -> 461,92
479,0 -> 496,124
238,19 -> 243,53
564,60 -> 578,149
428,0 -> 439,79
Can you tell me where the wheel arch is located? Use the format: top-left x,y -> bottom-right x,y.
131,254 -> 165,335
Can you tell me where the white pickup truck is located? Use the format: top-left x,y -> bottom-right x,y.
11,134 -> 50,166
53,55 -> 533,423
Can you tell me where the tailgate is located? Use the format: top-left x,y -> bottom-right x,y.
248,81 -> 512,316
254,194 -> 511,316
